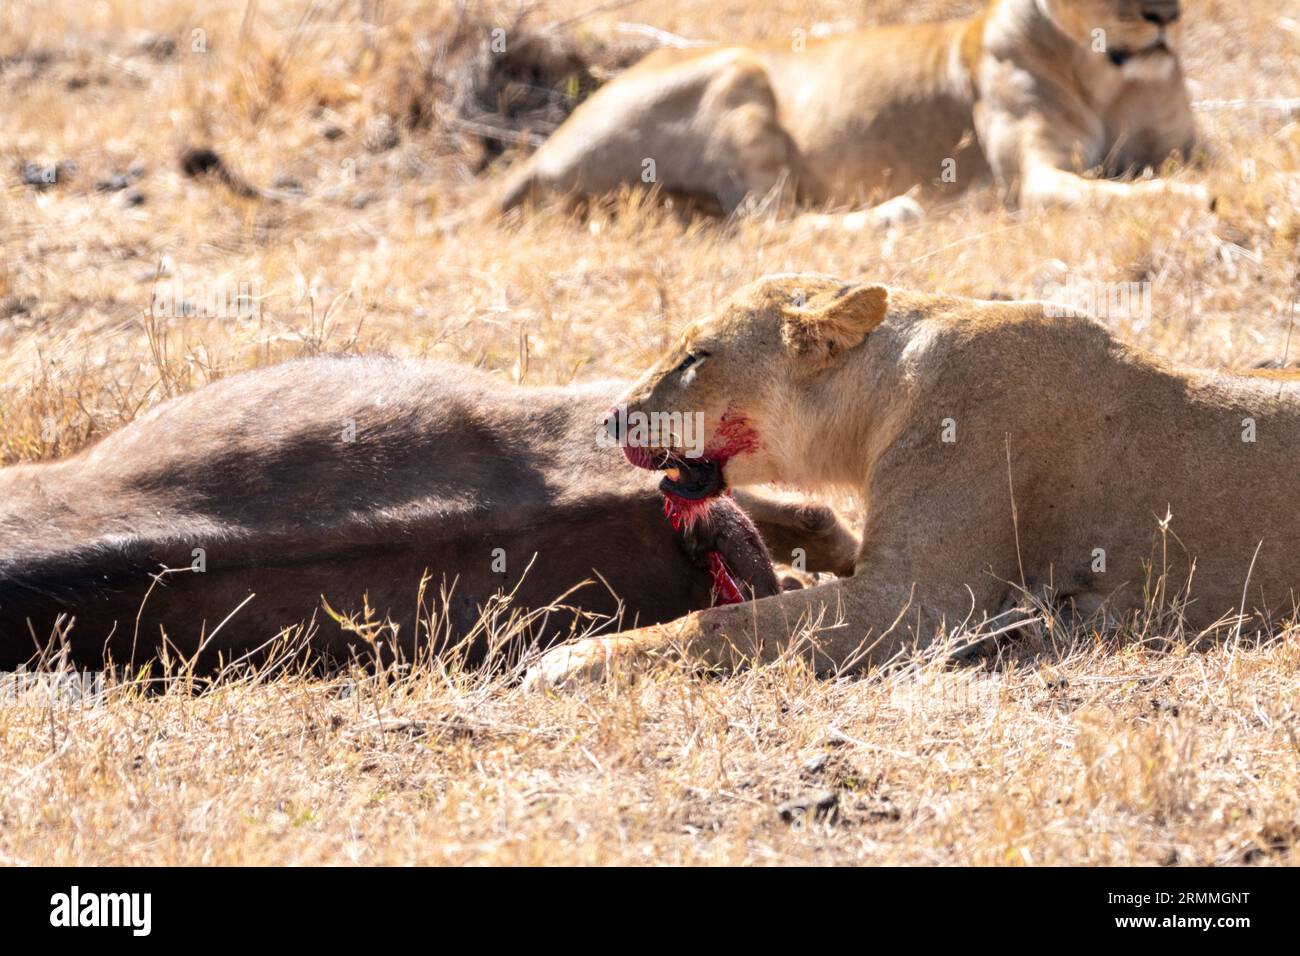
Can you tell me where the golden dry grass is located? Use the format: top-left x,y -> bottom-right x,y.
1,0 -> 1299,865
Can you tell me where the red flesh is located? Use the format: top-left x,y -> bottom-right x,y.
655,406 -> 763,531
617,405 -> 763,606
708,408 -> 762,464
706,550 -> 745,606
663,493 -> 715,532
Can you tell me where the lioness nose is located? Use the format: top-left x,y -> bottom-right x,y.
603,407 -> 621,441
1142,2 -> 1179,26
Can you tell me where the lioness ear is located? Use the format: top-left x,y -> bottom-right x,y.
782,284 -> 888,363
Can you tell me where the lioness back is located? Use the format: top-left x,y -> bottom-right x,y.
754,17 -> 987,203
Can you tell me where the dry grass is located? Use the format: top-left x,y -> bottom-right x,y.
1,0 -> 1299,865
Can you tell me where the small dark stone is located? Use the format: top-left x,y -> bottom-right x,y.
97,173 -> 131,192
1150,697 -> 1180,717
779,790 -> 838,824
21,162 -> 62,188
123,190 -> 146,207
825,729 -> 851,748
137,34 -> 177,61
321,125 -> 345,141
178,147 -> 259,198
801,753 -> 830,775
179,147 -> 222,177
863,797 -> 902,823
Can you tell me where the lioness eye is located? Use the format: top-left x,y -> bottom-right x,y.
675,350 -> 709,374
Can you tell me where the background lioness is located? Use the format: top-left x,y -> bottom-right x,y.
499,0 -> 1203,216
527,273 -> 1300,686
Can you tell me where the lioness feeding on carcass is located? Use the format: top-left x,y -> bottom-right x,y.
526,273 -> 1300,688
0,359 -> 857,672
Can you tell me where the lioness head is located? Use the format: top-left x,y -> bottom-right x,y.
1038,0 -> 1183,74
606,275 -> 887,520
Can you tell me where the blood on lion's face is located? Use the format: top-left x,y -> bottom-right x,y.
610,274 -> 890,508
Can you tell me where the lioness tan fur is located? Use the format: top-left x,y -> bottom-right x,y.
0,358 -> 858,671
525,273 -> 1300,687
498,0 -> 1201,219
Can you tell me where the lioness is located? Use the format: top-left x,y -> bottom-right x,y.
0,358 -> 858,672
525,273 -> 1300,687
498,0 -> 1202,218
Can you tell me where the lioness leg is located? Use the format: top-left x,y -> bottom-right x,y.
985,114 -> 1207,209
522,550 -> 1005,689
791,190 -> 925,232
731,489 -> 860,576
498,48 -> 803,213
524,463 -> 1021,688
1021,160 -> 1208,209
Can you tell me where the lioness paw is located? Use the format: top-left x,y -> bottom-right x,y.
521,637 -> 615,692
522,627 -> 684,691
796,193 -> 924,233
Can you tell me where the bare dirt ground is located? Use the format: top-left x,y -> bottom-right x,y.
1,0 -> 1299,865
